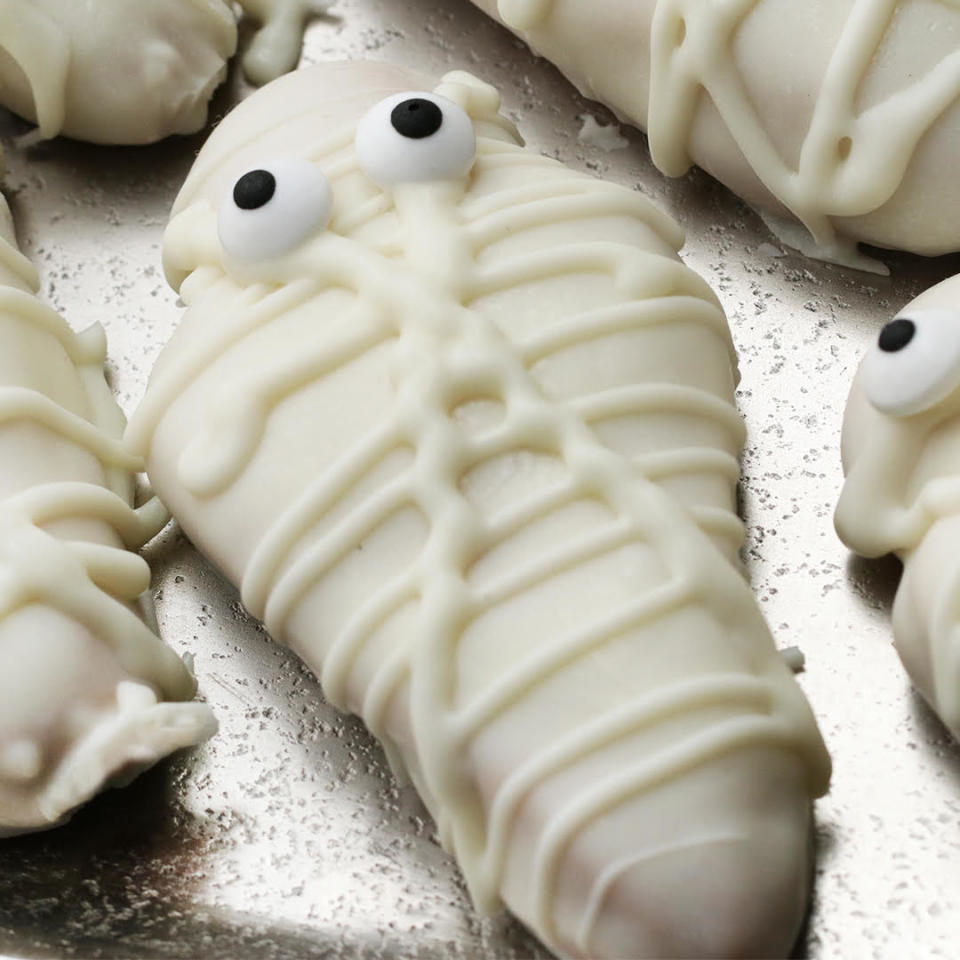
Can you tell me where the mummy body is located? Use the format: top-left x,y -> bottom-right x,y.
837,274 -> 960,738
474,0 -> 960,272
0,187 -> 216,836
127,62 -> 830,959
0,0 -> 325,144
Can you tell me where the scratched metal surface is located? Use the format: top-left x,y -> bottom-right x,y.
1,1 -> 960,957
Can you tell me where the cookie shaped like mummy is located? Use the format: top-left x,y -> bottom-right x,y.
474,0 -> 960,272
836,275 -> 960,738
127,62 -> 831,959
0,0 -> 326,144
0,185 -> 216,836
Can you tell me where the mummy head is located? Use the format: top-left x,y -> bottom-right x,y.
161,65 -> 526,293
836,280 -> 960,736
837,299 -> 960,558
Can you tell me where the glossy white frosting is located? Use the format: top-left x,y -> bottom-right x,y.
0,182 -> 216,837
837,274 -> 960,738
0,0 -> 323,144
475,0 -> 960,270
128,62 -> 830,959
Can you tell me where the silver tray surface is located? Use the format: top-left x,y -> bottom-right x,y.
1,1 -> 959,957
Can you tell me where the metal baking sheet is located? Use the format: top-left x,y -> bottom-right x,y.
2,1 -> 960,957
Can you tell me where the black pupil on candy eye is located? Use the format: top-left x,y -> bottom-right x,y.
233,169 -> 276,210
390,98 -> 443,139
878,317 -> 916,353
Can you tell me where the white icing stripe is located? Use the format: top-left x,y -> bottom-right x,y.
633,447 -> 743,482
332,192 -> 395,236
322,153 -> 362,183
475,673 -> 772,914
63,542 -> 152,599
460,177 -> 618,220
464,185 -> 685,254
576,831 -> 747,953
531,714 -> 804,940
264,477 -> 415,635
466,242 -> 707,303
0,386 -> 143,471
178,311 -> 394,496
688,505 -> 746,543
236,0 -> 330,86
573,384 -> 747,439
242,421 -> 408,617
126,279 -> 317,457
517,296 -> 734,365
469,519 -> 636,612
362,647 -> 410,739
478,479 -> 581,547
5,482 -> 164,549
454,578 -> 696,741
474,145 -> 561,167
322,575 -> 419,712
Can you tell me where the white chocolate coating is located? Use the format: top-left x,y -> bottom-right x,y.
474,0 -> 960,270
0,185 -> 216,836
837,274 -> 960,738
128,62 -> 830,959
0,0 -> 322,144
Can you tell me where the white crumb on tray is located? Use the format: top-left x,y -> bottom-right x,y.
577,114 -> 629,152
779,646 -> 805,673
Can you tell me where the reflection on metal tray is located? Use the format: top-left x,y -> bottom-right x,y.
2,0 -> 960,957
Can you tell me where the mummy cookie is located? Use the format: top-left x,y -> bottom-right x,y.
127,62 -> 830,959
0,0 -> 327,144
473,0 -> 960,273
0,184 -> 216,836
836,274 -> 960,738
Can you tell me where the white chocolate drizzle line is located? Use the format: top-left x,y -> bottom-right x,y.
515,295 -> 734,366
4,482 -> 168,549
0,386 -> 141,472
126,278 -> 317,457
649,0 -> 960,268
177,303 -> 395,497
236,0 -> 331,86
577,829 -> 747,954
148,187 -> 826,934
563,716 -> 798,953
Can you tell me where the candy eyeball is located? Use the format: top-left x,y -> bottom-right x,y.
861,308 -> 960,416
355,91 -> 477,187
217,157 -> 333,261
